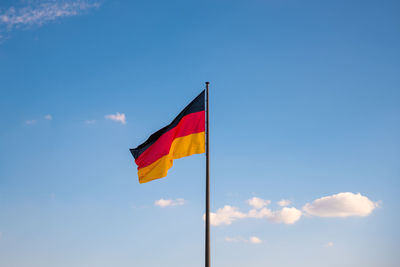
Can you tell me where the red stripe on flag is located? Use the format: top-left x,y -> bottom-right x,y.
135,111 -> 205,169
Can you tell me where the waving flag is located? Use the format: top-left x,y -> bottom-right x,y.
130,91 -> 205,183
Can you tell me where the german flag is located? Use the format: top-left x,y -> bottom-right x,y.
130,91 -> 205,183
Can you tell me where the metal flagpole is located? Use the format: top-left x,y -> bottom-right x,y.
205,81 -> 210,267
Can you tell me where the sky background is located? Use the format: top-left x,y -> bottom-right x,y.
0,0 -> 399,266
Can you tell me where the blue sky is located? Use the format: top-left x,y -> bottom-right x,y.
0,0 -> 399,266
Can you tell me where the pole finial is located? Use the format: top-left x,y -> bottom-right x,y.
205,81 -> 210,85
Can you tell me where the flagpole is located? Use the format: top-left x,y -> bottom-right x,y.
205,81 -> 210,267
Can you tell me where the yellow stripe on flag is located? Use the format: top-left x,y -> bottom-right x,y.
138,132 -> 205,183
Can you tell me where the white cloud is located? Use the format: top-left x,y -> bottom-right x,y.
247,197 -> 270,209
209,198 -> 301,226
208,205 -> 247,226
277,199 -> 292,207
154,198 -> 185,208
206,193 -> 377,227
249,236 -> 262,244
267,207 -> 302,224
247,197 -> 302,224
44,114 -> 52,120
0,0 -> 100,34
105,112 -> 126,124
247,207 -> 272,219
85,119 -> 96,124
25,119 -> 36,125
303,192 -> 378,217
247,206 -> 302,225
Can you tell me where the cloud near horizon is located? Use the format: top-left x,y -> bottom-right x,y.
207,192 -> 378,226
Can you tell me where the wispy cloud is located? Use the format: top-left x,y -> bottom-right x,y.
0,0 -> 101,41
105,112 -> 126,124
25,119 -> 37,125
85,119 -> 96,124
154,198 -> 185,208
24,114 -> 53,125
